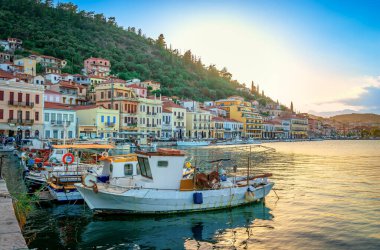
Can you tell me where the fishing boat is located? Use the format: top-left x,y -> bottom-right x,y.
24,144 -> 113,201
76,146 -> 275,214
177,140 -> 210,146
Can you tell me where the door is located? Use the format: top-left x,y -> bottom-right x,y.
17,110 -> 22,123
18,93 -> 22,103
26,94 -> 30,106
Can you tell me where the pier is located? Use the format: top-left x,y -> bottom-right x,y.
0,156 -> 28,250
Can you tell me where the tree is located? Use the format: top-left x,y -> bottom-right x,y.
183,50 -> 192,64
290,101 -> 294,112
138,29 -> 142,36
156,34 -> 166,48
36,63 -> 44,74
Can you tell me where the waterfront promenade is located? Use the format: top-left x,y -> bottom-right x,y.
0,177 -> 28,250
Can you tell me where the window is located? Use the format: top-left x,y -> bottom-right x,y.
35,94 -> 40,104
35,112 -> 39,121
124,164 -> 133,176
18,93 -> 22,102
101,92 -> 104,99
68,131 -> 73,138
69,114 -> 74,122
57,113 -> 62,121
0,109 -> 3,119
107,116 -> 110,124
101,116 -> 104,122
157,161 -> 168,167
0,91 -> 3,101
60,131 -> 64,139
137,157 -> 152,179
53,130 -> 58,139
51,113 -> 56,122
110,164 -> 113,173
115,103 -> 118,110
113,116 -> 116,123
45,130 -> 50,138
63,114 -> 68,121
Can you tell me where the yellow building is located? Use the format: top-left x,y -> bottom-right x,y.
14,57 -> 36,76
215,96 -> 263,139
211,117 -> 224,139
136,96 -> 162,139
75,105 -> 119,139
185,109 -> 212,139
289,116 -> 308,139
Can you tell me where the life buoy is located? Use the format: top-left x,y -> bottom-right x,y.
101,151 -> 109,158
62,153 -> 75,165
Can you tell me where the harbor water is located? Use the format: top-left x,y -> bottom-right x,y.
2,140 -> 380,249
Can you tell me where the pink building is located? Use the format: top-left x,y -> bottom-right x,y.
0,79 -> 44,138
127,83 -> 147,98
44,89 -> 62,103
84,57 -> 111,77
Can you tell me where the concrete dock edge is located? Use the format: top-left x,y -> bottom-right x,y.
0,178 -> 28,250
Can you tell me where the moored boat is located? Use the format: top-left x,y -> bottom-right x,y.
76,147 -> 274,214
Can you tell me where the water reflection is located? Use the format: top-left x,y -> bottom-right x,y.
79,202 -> 272,249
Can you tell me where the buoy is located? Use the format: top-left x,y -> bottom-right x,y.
62,153 -> 75,165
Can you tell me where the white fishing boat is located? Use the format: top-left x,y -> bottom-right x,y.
76,147 -> 274,214
0,144 -> 15,152
177,140 -> 210,146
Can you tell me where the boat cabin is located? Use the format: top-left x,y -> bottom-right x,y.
135,149 -> 187,189
21,139 -> 50,151
98,154 -> 138,185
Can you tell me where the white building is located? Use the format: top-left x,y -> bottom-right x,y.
223,118 -> 243,139
45,73 -> 62,84
161,108 -> 172,139
43,102 -> 77,140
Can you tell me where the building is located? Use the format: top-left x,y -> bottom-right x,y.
224,118 -> 243,139
136,96 -> 162,139
0,79 -> 44,138
48,81 -> 87,105
84,58 -> 111,77
72,74 -> 90,85
180,100 -> 199,112
43,102 -> 77,140
215,96 -> 263,139
0,38 -> 22,51
262,120 -> 284,139
127,83 -> 148,98
163,101 -> 186,139
14,58 -> 36,76
89,81 -> 139,136
281,115 -> 308,139
0,52 -> 12,63
76,105 -> 119,139
44,90 -> 62,103
185,109 -> 212,139
127,80 -> 160,91
44,73 -> 62,84
211,117 -> 225,139
161,107 -> 173,139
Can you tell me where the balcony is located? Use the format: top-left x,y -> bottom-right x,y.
8,101 -> 34,108
51,120 -> 71,126
177,116 -> 184,120
105,122 -> 115,127
8,119 -> 34,125
126,123 -> 137,127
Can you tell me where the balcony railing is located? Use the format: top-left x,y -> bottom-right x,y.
8,119 -> 34,125
105,122 -> 115,127
8,101 -> 35,108
51,120 -> 71,126
126,123 -> 137,127
177,116 -> 184,120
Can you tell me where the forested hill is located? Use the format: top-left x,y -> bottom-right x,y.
0,0 -> 269,102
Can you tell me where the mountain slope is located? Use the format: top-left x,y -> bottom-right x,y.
0,0 -> 260,102
330,113 -> 380,124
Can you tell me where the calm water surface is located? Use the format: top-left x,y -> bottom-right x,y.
2,140 -> 380,249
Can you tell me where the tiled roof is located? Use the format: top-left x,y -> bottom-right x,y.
162,107 -> 172,113
44,102 -> 75,110
72,105 -> 99,110
44,89 -> 62,95
163,101 -> 184,109
127,83 -> 146,89
0,70 -> 15,79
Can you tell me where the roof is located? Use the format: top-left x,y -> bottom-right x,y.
127,83 -> 146,89
44,102 -> 76,111
163,101 -> 185,109
162,107 -> 172,113
85,57 -> 110,62
0,70 -> 15,79
72,105 -> 100,110
44,89 -> 62,95
53,144 -> 115,149
212,117 -> 226,122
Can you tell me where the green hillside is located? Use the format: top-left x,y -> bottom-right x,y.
0,0 -> 271,102
330,113 -> 380,124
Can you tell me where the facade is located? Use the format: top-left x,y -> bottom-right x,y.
262,120 -> 284,139
76,105 -> 119,139
0,80 -> 44,138
44,90 -> 62,103
45,73 -> 62,84
215,96 -> 263,139
127,80 -> 160,91
136,96 -> 162,139
0,38 -> 22,51
90,82 -> 139,136
84,58 -> 110,77
0,52 -> 12,63
211,117 -> 225,139
289,116 -> 308,139
161,108 -> 173,139
48,81 -> 87,105
163,101 -> 186,139
14,58 -> 36,76
224,118 -> 243,139
185,109 -> 212,139
30,54 -> 66,69
43,102 -> 77,140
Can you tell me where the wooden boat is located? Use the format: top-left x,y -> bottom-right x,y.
177,140 -> 210,146
76,147 -> 274,214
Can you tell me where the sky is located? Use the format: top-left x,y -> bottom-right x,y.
59,0 -> 380,116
